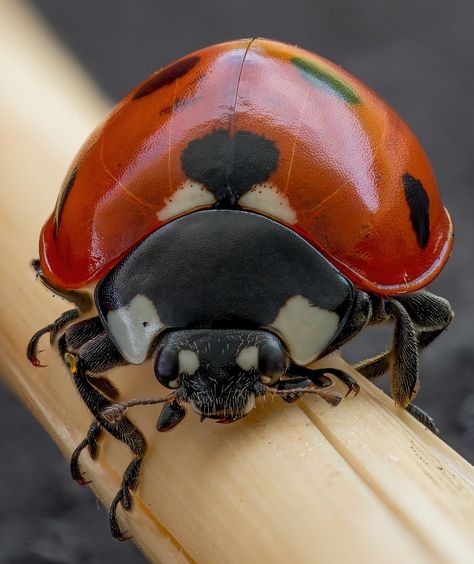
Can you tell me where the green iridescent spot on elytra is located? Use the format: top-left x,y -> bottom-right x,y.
291,57 -> 361,105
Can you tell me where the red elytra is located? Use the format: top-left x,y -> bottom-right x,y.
39,38 -> 453,294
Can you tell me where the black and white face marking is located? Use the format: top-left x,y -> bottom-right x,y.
235,345 -> 259,371
178,349 -> 200,375
154,329 -> 288,422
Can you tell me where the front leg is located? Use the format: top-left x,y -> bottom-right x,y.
28,307 -> 149,539
287,364 -> 360,397
27,308 -> 79,366
60,328 -> 147,540
269,375 -> 343,406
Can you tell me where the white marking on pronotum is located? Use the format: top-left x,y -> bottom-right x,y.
271,295 -> 339,365
238,183 -> 297,224
107,294 -> 163,364
178,349 -> 200,375
157,180 -> 216,220
235,345 -> 259,371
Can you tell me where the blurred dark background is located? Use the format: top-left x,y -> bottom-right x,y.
2,0 -> 472,561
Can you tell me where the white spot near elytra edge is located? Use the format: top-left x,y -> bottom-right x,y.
271,295 -> 339,365
107,294 -> 163,364
157,180 -> 216,221
178,349 -> 200,375
235,346 -> 259,371
239,183 -> 297,224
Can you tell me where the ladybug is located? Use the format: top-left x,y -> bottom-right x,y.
27,38 -> 453,539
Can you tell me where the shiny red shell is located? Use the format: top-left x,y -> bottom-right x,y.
39,38 -> 453,295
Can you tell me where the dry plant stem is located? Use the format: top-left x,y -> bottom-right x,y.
1,2 -> 474,563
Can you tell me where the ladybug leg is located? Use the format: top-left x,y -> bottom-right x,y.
392,291 -> 452,433
383,299 -> 420,408
27,308 -> 79,366
353,351 -> 391,381
60,319 -> 121,400
394,290 -> 453,350
287,365 -> 360,397
59,330 -> 119,485
268,377 -> 343,406
72,361 -> 146,540
355,291 -> 453,382
355,291 -> 453,433
354,292 -> 453,381
355,299 -> 421,411
406,404 -> 439,434
64,330 -> 128,375
62,316 -> 105,350
61,331 -> 146,539
274,374 -> 332,403
70,420 -> 102,484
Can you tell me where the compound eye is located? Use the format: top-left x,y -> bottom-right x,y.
259,341 -> 287,386
154,347 -> 180,389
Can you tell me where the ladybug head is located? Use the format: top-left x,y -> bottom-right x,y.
154,329 -> 289,424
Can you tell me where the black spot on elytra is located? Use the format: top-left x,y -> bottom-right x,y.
181,129 -> 279,203
403,172 -> 430,248
132,56 -> 200,100
55,167 -> 78,236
